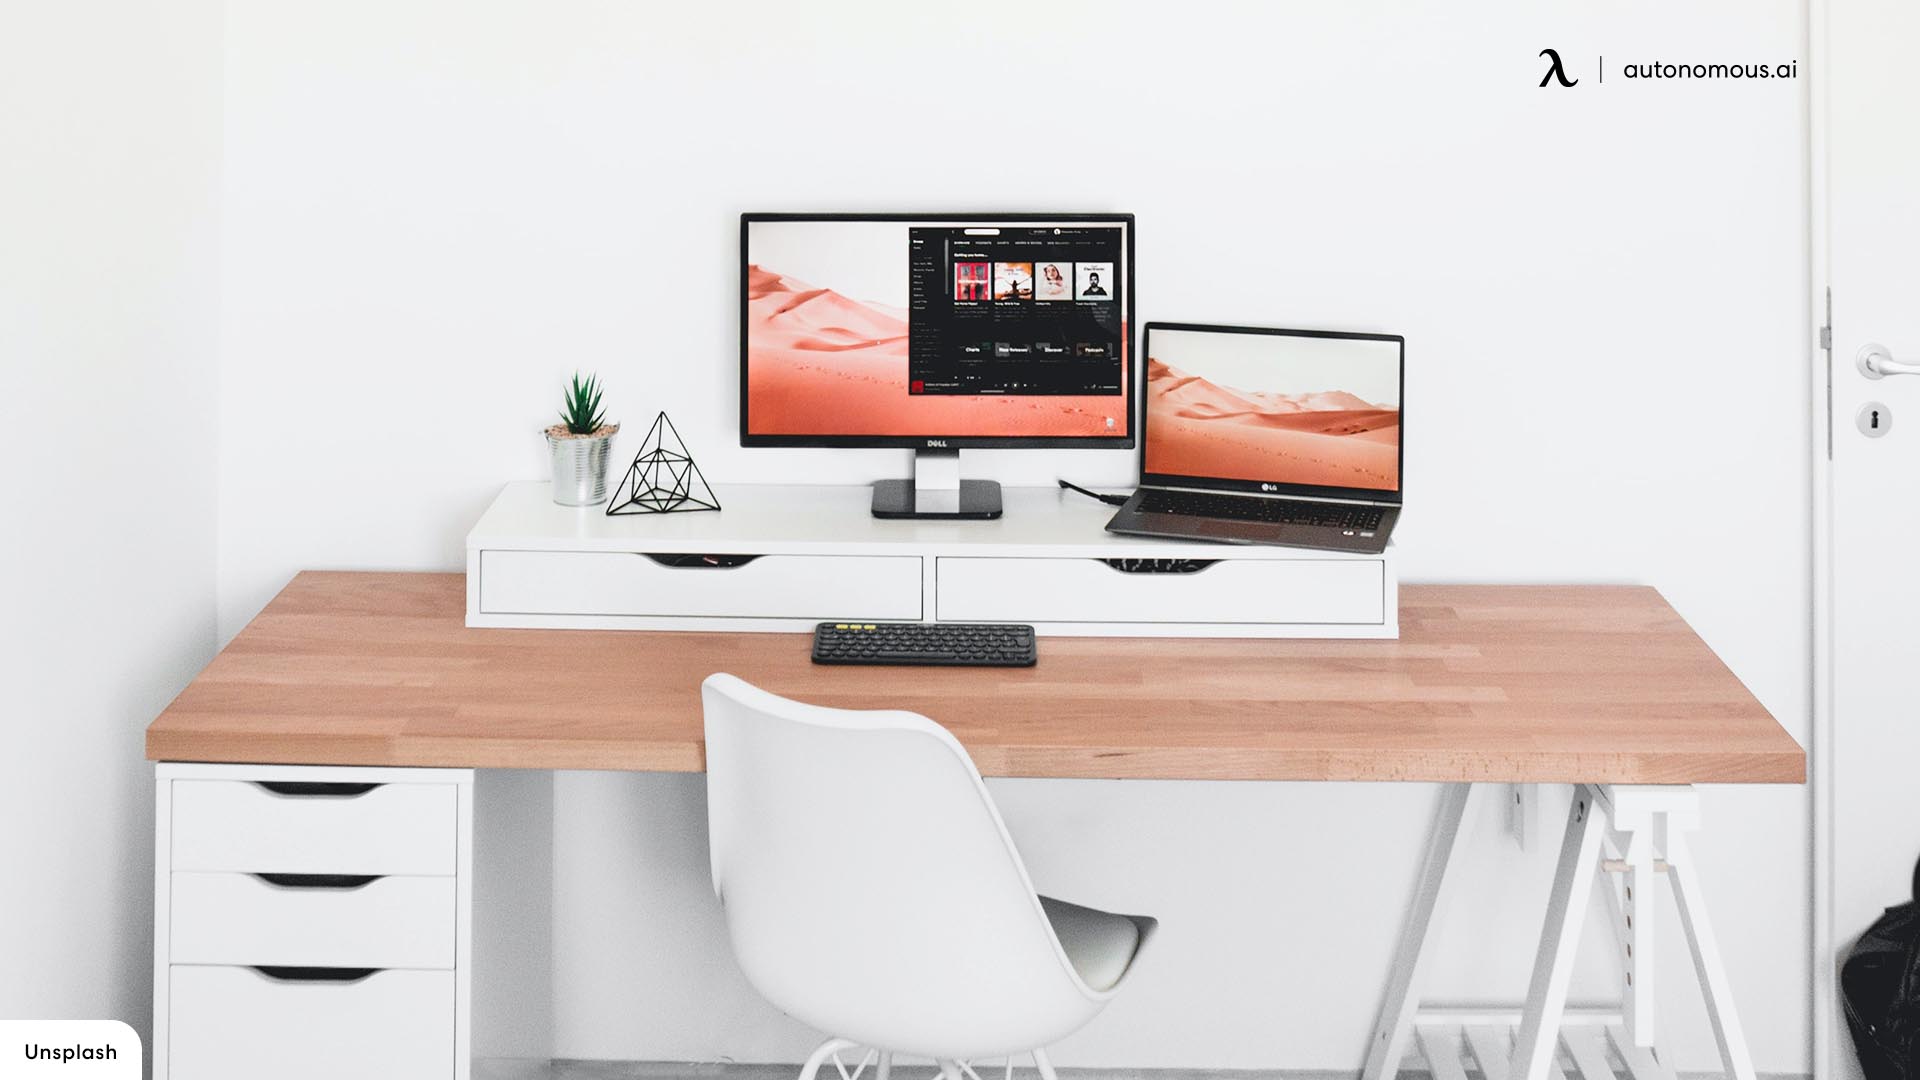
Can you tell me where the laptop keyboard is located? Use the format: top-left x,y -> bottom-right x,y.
1136,489 -> 1386,531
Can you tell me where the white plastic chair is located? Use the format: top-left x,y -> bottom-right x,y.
702,673 -> 1157,1080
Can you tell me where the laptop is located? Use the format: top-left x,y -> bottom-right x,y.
1105,322 -> 1403,555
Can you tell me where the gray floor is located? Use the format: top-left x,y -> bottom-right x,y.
474,1064 -> 1803,1080
476,1067 -> 1351,1080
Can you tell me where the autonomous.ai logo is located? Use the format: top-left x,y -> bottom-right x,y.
1534,47 -> 1799,87
1539,48 -> 1578,87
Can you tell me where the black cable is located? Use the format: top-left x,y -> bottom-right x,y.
1057,478 -> 1130,507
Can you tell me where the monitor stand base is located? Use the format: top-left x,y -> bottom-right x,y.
871,449 -> 1002,519
870,478 -> 1002,520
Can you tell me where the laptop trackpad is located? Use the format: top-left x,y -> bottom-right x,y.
1150,514 -> 1261,541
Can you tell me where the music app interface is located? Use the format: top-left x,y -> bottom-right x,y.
906,225 -> 1124,396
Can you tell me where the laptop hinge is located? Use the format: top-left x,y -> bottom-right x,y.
1148,483 -> 1397,508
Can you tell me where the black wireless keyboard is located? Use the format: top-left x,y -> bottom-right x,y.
1136,489 -> 1385,531
812,622 -> 1037,667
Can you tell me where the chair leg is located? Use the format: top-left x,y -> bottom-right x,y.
800,1038 -> 858,1080
1031,1048 -> 1058,1080
876,1051 -> 893,1080
937,1061 -> 965,1080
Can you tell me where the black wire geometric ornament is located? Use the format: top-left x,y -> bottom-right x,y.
605,411 -> 722,515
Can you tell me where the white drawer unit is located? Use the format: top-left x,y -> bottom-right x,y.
170,872 -> 456,970
155,764 -> 474,1080
466,482 -> 1399,638
168,966 -> 455,1080
171,778 -> 457,876
476,550 -> 923,624
937,556 -> 1388,629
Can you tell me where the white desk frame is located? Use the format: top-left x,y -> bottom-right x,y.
1366,784 -> 1756,1080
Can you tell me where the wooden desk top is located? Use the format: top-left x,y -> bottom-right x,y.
145,572 -> 1804,784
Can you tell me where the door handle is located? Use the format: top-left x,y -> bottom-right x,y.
1858,344 -> 1920,379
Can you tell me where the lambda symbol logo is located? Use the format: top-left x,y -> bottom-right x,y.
1539,48 -> 1578,87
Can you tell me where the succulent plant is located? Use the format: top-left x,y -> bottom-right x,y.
558,372 -> 607,435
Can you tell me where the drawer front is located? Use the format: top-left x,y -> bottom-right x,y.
478,550 -> 923,621
171,872 -> 455,970
169,966 -> 453,1080
936,556 -> 1385,625
171,780 -> 457,876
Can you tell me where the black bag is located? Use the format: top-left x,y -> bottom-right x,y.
1843,859 -> 1920,1080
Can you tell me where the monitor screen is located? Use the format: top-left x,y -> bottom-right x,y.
1143,325 -> 1403,498
741,214 -> 1133,447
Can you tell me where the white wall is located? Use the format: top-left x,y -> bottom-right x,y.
214,0 -> 1811,1072
0,0 -> 224,1045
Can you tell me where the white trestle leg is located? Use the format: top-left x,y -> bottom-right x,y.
1666,828 -> 1758,1080
1562,1026 -> 1616,1080
1418,1027 -> 1472,1080
1362,784 -> 1477,1080
1511,789 -> 1607,1080
1603,786 -> 1674,1050
1368,783 -> 1758,1080
1464,1025 -> 1512,1080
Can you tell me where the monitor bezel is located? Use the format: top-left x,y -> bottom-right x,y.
1139,321 -> 1405,505
739,212 -> 1137,449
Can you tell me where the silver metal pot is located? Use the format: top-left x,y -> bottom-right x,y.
547,429 -> 615,506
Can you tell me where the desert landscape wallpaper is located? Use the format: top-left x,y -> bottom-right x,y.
1143,357 -> 1400,490
744,265 -> 1129,437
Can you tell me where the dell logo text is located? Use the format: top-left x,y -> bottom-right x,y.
926,439 -> 948,448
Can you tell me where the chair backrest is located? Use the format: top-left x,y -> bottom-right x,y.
701,673 -> 1101,1058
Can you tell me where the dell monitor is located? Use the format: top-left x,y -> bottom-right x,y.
741,213 -> 1135,518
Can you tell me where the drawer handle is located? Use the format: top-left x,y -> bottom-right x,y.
254,781 -> 382,798
640,553 -> 762,569
252,873 -> 383,890
250,966 -> 380,984
1098,558 -> 1220,575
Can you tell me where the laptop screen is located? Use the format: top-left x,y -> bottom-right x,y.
1143,325 -> 1403,499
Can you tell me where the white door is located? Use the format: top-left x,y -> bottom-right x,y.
1821,0 -> 1920,1076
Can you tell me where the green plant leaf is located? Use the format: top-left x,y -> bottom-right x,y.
558,371 -> 609,434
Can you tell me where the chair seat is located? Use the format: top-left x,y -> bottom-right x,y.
1038,896 -> 1152,993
